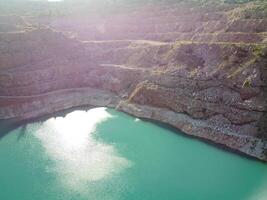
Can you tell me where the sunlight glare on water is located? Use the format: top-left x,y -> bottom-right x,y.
33,108 -> 132,193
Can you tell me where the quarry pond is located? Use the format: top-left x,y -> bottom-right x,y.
0,107 -> 267,200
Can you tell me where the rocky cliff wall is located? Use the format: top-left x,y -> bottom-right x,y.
0,0 -> 267,161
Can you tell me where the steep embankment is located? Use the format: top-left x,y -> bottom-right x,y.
0,0 -> 267,160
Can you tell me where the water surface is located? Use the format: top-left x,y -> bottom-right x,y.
0,107 -> 267,200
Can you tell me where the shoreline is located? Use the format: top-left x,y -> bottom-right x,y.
1,102 -> 266,163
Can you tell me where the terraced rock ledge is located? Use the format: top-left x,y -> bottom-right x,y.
0,0 -> 267,161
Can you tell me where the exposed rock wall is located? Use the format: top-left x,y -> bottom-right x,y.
0,0 -> 267,161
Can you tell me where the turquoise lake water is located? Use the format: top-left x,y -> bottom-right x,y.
0,107 -> 267,200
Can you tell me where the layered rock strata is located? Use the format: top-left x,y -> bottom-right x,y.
0,0 -> 267,161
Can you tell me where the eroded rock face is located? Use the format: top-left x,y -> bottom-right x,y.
0,0 -> 267,161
